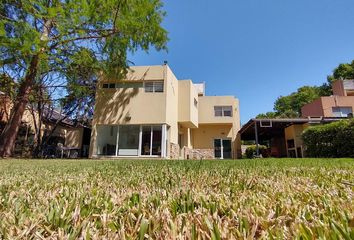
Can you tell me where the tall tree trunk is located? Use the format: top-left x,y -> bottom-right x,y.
0,55 -> 40,157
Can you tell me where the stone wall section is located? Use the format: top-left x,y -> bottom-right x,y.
184,147 -> 214,160
169,143 -> 180,159
169,144 -> 215,160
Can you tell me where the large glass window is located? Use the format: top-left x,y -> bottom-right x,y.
152,126 -> 162,155
140,126 -> 162,156
332,107 -> 352,117
96,126 -> 118,156
141,126 -> 152,155
214,106 -> 233,117
95,125 -> 164,157
118,125 -> 140,156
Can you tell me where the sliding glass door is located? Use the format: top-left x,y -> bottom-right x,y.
117,125 -> 140,156
152,126 -> 162,155
141,126 -> 152,156
96,126 -> 118,156
141,125 -> 162,156
96,124 -> 165,157
214,139 -> 232,159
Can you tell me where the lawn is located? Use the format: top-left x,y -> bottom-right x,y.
0,158 -> 353,239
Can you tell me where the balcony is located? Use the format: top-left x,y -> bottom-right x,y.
343,80 -> 354,96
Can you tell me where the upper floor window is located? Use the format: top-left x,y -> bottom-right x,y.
332,107 -> 353,117
214,106 -> 232,117
102,83 -> 116,89
144,81 -> 164,93
102,82 -> 143,89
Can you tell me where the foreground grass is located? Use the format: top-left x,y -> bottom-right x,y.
0,158 -> 353,239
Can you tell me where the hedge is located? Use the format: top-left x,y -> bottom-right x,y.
302,119 -> 354,158
245,145 -> 268,158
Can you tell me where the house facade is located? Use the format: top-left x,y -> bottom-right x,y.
0,91 -> 89,157
89,64 -> 241,159
302,80 -> 354,118
240,80 -> 354,158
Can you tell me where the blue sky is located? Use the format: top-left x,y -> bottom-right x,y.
128,0 -> 354,124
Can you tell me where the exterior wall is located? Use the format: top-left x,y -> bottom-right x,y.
165,65 -> 179,145
198,96 -> 239,125
332,80 -> 346,96
65,127 -> 84,148
125,65 -> 165,81
93,86 -> 166,126
198,96 -> 240,157
321,96 -> 354,117
333,79 -> 354,96
178,80 -> 198,128
302,96 -> 354,117
301,98 -> 324,117
192,124 -> 233,148
284,124 -> 307,157
234,133 -> 242,159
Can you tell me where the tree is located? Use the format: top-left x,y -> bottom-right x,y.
0,0 -> 168,157
255,112 -> 278,119
256,60 -> 353,119
327,60 -> 354,82
274,86 -> 326,117
256,85 -> 332,119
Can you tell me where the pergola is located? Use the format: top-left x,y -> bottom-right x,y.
239,117 -> 341,156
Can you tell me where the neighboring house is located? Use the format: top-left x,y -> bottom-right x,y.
302,79 -> 354,118
89,64 -> 241,159
40,108 -> 91,157
240,80 -> 353,158
239,118 -> 339,158
0,91 -> 90,157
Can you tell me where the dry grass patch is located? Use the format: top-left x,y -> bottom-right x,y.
0,158 -> 353,239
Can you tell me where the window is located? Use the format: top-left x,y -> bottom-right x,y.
102,82 -> 143,89
102,83 -> 115,89
194,98 -> 198,108
214,106 -> 233,117
332,107 -> 353,117
223,106 -> 232,116
96,124 -> 165,157
144,81 -> 164,93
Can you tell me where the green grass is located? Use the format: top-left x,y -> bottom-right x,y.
0,158 -> 353,239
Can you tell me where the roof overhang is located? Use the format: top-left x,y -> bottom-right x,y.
239,117 -> 344,141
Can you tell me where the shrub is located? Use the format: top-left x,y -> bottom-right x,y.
302,119 -> 354,157
245,145 -> 268,158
